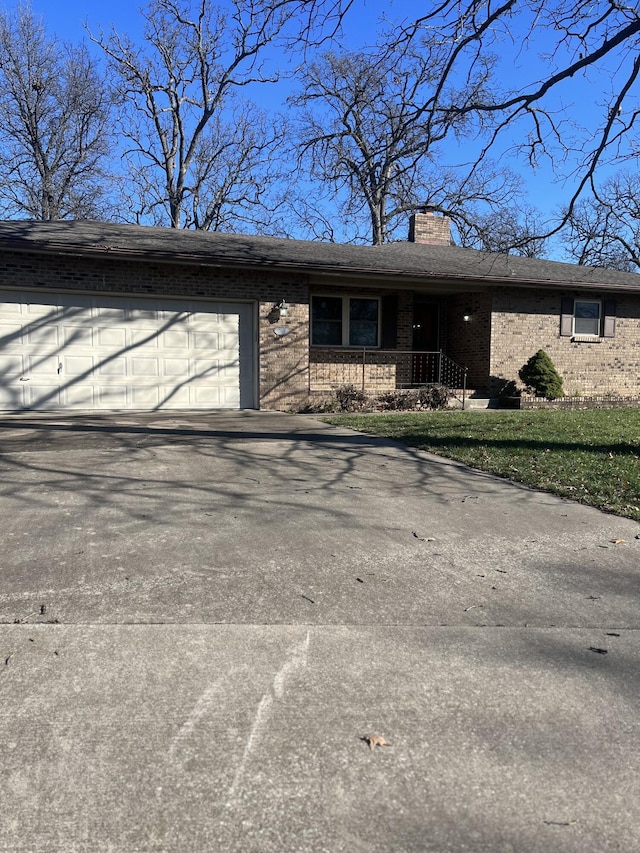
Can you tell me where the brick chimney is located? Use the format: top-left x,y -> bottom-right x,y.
408,211 -> 452,245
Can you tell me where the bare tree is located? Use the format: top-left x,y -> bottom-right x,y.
92,0 -> 351,230
289,48 -> 526,244
123,96 -> 289,231
562,171 -> 640,271
0,5 -> 114,220
385,1 -> 640,230
457,203 -> 548,256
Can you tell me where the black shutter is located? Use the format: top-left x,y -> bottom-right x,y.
381,294 -> 398,348
560,297 -> 574,336
603,299 -> 616,338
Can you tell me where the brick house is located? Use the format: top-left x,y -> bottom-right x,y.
1,215 -> 639,412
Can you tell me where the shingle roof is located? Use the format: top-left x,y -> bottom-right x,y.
0,218 -> 639,292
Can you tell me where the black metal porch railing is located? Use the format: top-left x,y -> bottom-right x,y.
366,349 -> 468,409
309,349 -> 468,409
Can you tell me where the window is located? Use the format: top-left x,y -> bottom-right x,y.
560,297 -> 616,338
311,296 -> 379,346
311,296 -> 342,345
574,300 -> 600,336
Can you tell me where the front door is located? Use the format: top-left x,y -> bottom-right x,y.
412,302 -> 439,384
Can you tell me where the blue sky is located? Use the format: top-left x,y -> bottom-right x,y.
10,0 -> 636,252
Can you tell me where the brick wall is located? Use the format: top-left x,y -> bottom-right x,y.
490,288 -> 640,397
397,290 -> 414,348
0,249 -> 311,411
12,247 -> 637,407
408,213 -> 452,245
260,299 -> 310,410
309,349 -> 398,392
444,292 -> 493,390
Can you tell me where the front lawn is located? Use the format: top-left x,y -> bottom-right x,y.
322,409 -> 640,521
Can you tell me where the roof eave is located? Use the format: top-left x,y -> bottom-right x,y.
1,237 -> 638,293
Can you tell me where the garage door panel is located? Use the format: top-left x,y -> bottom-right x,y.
161,330 -> 190,350
65,355 -> 95,376
96,327 -> 126,348
98,386 -> 129,407
131,357 -> 160,376
0,293 -> 254,411
129,387 -> 160,407
130,328 -> 160,348
0,351 -> 24,374
194,357 -> 233,378
63,326 -> 94,347
220,386 -> 241,406
25,385 -> 61,409
63,384 -> 96,406
97,357 -> 127,376
0,384 -> 25,408
193,331 -> 222,349
26,355 -> 61,376
94,305 -> 128,322
27,324 -> 60,348
192,386 -> 223,406
164,358 -> 191,377
0,322 -> 24,348
160,385 -> 191,406
24,303 -> 60,319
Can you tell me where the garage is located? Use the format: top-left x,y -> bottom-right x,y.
0,291 -> 255,411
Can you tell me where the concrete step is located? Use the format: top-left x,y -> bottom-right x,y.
464,397 -> 501,410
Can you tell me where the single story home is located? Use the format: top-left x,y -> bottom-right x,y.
1,214 -> 639,412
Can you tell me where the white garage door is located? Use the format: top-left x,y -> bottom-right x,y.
0,291 -> 255,411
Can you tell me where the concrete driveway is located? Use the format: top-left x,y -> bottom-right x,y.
1,410 -> 639,852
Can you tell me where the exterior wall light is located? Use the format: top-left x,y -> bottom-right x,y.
273,298 -> 290,337
463,313 -> 471,323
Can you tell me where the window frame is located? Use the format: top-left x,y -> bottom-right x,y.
311,294 -> 381,348
560,297 -> 616,339
573,299 -> 601,337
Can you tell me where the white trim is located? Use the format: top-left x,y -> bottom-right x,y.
571,334 -> 602,343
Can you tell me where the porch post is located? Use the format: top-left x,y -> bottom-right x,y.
362,347 -> 366,393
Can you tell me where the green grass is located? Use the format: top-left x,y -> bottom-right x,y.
323,409 -> 640,521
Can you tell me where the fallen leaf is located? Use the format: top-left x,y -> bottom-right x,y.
361,734 -> 390,750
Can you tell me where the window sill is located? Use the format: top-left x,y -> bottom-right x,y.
310,344 -> 381,350
571,334 -> 602,343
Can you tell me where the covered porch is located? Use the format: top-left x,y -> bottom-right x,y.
307,288 -> 491,402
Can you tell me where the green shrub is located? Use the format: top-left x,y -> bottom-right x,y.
518,350 -> 564,400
